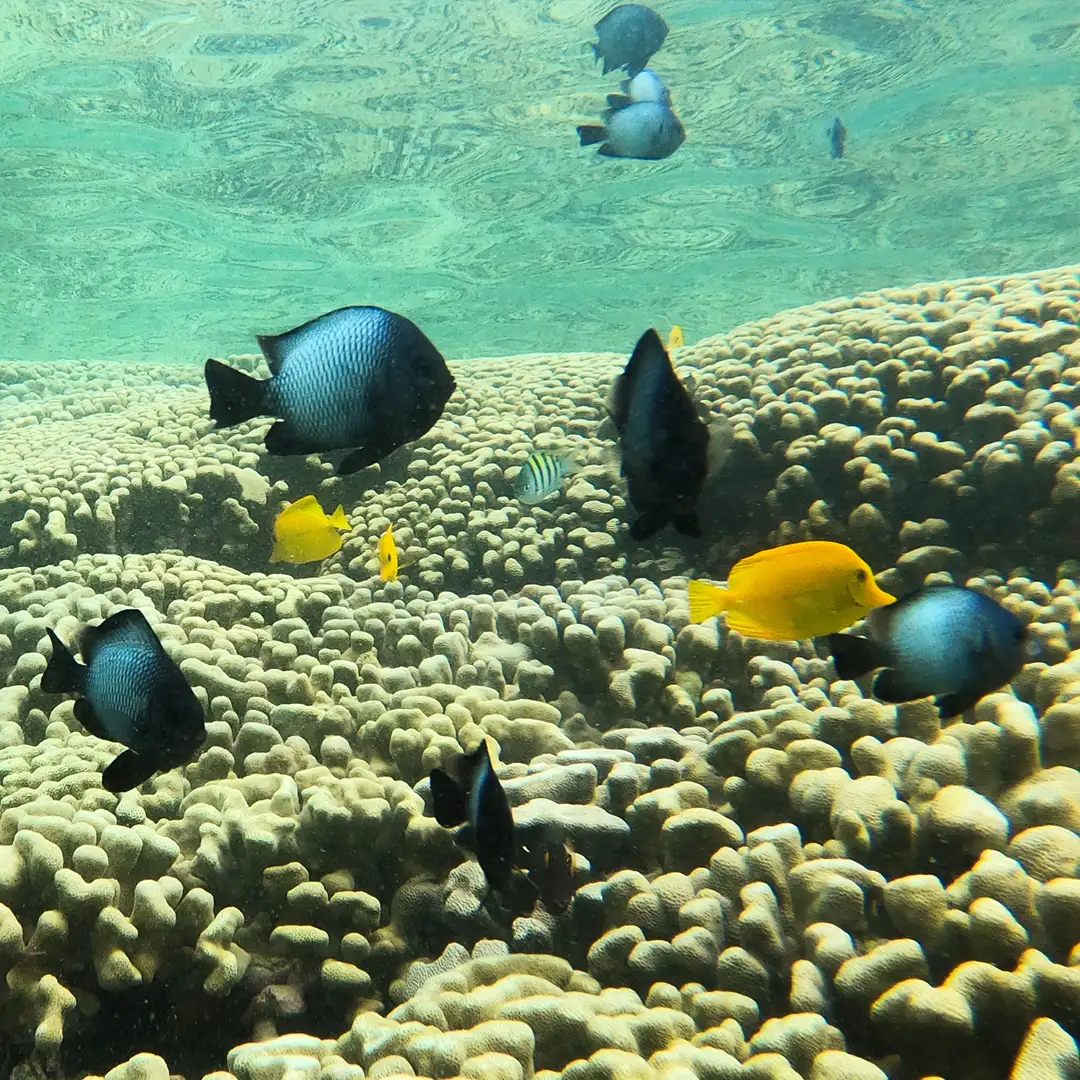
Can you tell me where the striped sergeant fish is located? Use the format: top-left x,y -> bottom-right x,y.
515,451 -> 582,505
204,306 -> 456,476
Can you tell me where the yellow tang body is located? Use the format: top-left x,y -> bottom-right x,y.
668,325 -> 684,349
688,540 -> 895,641
270,495 -> 349,564
379,524 -> 399,582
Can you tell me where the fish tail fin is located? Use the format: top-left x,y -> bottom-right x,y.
688,581 -> 730,625
671,511 -> 702,538
204,359 -> 268,428
577,125 -> 607,147
41,628 -> 86,694
329,505 -> 349,529
829,633 -> 889,680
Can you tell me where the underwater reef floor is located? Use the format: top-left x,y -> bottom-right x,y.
2,266 -> 1080,1078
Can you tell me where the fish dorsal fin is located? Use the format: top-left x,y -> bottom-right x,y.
81,608 -> 163,664
729,541 -> 846,590
611,328 -> 669,430
284,494 -> 320,519
257,307 -> 357,374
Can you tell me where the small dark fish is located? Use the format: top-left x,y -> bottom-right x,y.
204,306 -> 456,476
828,116 -> 846,159
522,839 -> 576,913
578,101 -> 685,161
592,4 -> 668,77
829,584 -> 1027,718
41,609 -> 206,792
608,328 -> 709,540
430,740 -> 518,891
606,69 -> 672,111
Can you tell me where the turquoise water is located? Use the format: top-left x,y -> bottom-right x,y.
1,0 -> 1078,362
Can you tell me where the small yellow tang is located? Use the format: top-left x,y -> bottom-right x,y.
378,524 -> 399,582
688,540 -> 895,641
270,495 -> 349,564
668,325 -> 684,349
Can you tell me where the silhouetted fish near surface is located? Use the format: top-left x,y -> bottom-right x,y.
41,609 -> 206,792
609,328 -> 709,540
204,306 -> 456,476
592,3 -> 668,77
606,68 -> 672,111
828,116 -> 846,159
430,739 -> 518,891
829,584 -> 1028,718
578,100 -> 684,160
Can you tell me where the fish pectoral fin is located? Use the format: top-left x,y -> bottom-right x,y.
872,668 -> 925,704
101,750 -> 157,794
73,698 -> 108,739
264,420 -> 308,457
337,447 -> 381,475
934,689 -> 984,720
828,633 -> 889,680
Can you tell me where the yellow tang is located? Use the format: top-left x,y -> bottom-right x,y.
270,495 -> 349,564
668,325 -> 684,349
378,524 -> 399,582
688,540 -> 895,641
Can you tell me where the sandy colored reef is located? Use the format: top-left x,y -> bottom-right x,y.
1,267 -> 1080,1079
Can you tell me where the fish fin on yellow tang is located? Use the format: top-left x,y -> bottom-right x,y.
328,504 -> 349,529
723,609 -> 802,641
688,580 -> 730,624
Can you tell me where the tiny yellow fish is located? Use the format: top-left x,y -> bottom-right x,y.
688,540 -> 895,641
667,325 -> 684,349
270,496 -> 349,565
378,524 -> 399,582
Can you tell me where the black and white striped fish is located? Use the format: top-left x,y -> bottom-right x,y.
514,451 -> 582,505
204,306 -> 456,475
41,609 -> 205,792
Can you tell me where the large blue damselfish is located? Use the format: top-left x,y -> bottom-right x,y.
829,584 -> 1027,718
609,328 -> 709,541
577,100 -> 685,161
41,609 -> 206,792
592,4 -> 668,77
204,306 -> 456,475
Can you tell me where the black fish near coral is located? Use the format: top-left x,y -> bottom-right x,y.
828,116 -> 846,159
430,739 -> 518,891
609,328 -> 709,541
41,609 -> 206,792
592,3 -> 668,77
205,305 -> 456,476
578,100 -> 685,161
829,584 -> 1027,718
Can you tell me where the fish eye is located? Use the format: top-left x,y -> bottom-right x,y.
854,569 -> 867,582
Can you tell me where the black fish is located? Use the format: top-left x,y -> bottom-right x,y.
41,609 -> 206,792
204,306 -> 456,476
578,100 -> 685,161
828,116 -> 846,159
430,740 -> 518,891
592,4 -> 668,77
522,839 -> 576,913
829,584 -> 1027,718
609,328 -> 709,541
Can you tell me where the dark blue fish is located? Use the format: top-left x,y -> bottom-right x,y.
829,585 -> 1027,718
828,116 -> 846,159
430,740 -> 518,891
578,100 -> 685,161
41,609 -> 206,792
204,306 -> 456,475
609,328 -> 709,540
592,4 -> 668,77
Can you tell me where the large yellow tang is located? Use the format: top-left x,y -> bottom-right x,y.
270,495 -> 349,564
688,540 -> 895,641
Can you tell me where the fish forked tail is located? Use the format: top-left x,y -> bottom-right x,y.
41,628 -> 86,694
688,580 -> 730,625
578,125 -> 607,147
204,359 -> 269,428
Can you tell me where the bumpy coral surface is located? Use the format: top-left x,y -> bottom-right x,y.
2,267 -> 1080,1080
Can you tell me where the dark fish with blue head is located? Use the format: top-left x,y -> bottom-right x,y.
592,4 -> 668,77
828,117 -> 846,159
828,584 -> 1027,718
578,100 -> 685,161
430,739 -> 518,891
205,305 -> 456,476
609,328 -> 709,540
41,609 -> 206,792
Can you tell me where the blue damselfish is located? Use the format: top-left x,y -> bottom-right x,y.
42,609 -> 206,792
